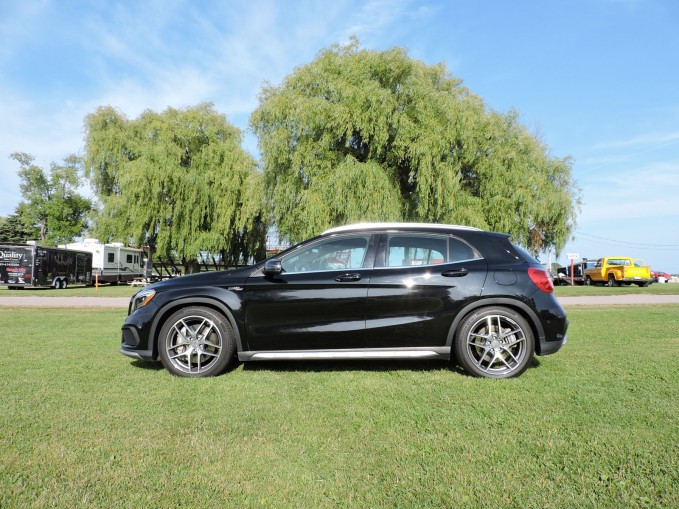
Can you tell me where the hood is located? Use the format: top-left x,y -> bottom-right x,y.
148,265 -> 256,290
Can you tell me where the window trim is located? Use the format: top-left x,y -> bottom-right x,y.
375,232 -> 483,269
277,233 -> 378,275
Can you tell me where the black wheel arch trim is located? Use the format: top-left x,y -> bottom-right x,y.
445,297 -> 546,353
148,296 -> 243,358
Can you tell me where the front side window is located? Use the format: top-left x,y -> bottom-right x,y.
281,235 -> 371,273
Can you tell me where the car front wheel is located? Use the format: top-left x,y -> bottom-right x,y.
454,307 -> 535,379
158,307 -> 235,377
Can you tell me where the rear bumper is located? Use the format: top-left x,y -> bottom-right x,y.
533,293 -> 569,357
538,330 -> 568,356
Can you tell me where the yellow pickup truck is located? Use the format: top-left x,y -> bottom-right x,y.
584,257 -> 653,287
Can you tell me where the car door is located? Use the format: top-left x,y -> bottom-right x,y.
365,233 -> 488,348
243,233 -> 376,351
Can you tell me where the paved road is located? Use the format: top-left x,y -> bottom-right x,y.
1,294 -> 679,308
557,294 -> 679,306
0,297 -> 130,307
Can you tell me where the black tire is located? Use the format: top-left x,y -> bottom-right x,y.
453,307 -> 535,379
607,275 -> 617,287
158,306 -> 235,377
62,279 -> 68,289
585,276 -> 592,286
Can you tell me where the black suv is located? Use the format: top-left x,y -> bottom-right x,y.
121,223 -> 568,379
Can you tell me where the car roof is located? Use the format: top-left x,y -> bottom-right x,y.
322,222 -> 484,235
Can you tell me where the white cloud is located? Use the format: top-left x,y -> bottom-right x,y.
590,130 -> 679,150
578,161 -> 679,223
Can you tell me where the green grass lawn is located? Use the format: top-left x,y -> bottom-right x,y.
553,282 -> 679,297
1,306 -> 677,508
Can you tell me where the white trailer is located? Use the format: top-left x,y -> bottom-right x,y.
63,239 -> 146,284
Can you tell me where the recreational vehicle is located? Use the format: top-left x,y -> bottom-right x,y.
63,239 -> 145,284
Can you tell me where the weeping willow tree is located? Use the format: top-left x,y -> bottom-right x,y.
250,39 -> 579,255
83,103 -> 266,268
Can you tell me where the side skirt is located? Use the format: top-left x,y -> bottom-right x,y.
238,347 -> 451,362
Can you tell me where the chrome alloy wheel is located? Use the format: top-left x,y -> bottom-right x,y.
164,315 -> 224,375
465,314 -> 528,376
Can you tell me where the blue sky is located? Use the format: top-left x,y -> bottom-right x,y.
1,0 -> 678,272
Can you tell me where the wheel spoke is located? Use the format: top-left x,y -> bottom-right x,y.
499,346 -> 519,365
170,347 -> 193,361
197,348 -> 220,358
195,319 -> 213,338
499,327 -> 521,339
481,350 -> 499,371
172,324 -> 191,345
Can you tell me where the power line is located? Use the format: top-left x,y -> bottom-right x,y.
574,231 -> 679,251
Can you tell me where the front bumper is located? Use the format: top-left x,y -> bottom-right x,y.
120,297 -> 160,362
120,323 -> 157,361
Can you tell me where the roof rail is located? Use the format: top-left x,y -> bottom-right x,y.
323,222 -> 483,234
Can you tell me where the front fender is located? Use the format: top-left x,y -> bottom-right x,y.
148,290 -> 245,357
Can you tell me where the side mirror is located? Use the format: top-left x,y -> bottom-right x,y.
262,259 -> 283,276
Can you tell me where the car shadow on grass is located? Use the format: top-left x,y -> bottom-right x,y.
242,356 -> 543,376
130,359 -> 164,371
129,357 -> 245,375
243,358 -> 460,374
127,356 -> 542,377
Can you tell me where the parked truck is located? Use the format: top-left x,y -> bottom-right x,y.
554,259 -> 597,285
583,257 -> 653,287
62,239 -> 145,284
0,242 -> 93,289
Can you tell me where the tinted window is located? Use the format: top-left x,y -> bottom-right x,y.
449,237 -> 480,262
108,253 -> 115,263
387,235 -> 447,267
126,254 -> 133,263
281,235 -> 371,273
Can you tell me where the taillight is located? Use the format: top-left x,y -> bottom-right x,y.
528,267 -> 554,293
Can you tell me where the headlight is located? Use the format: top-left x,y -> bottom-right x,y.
130,289 -> 156,313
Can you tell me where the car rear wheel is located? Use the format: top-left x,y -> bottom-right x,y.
158,307 -> 235,377
454,307 -> 535,379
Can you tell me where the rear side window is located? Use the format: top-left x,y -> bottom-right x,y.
449,238 -> 480,262
385,234 -> 479,267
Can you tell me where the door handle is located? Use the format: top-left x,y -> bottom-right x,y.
441,268 -> 468,277
335,273 -> 362,282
